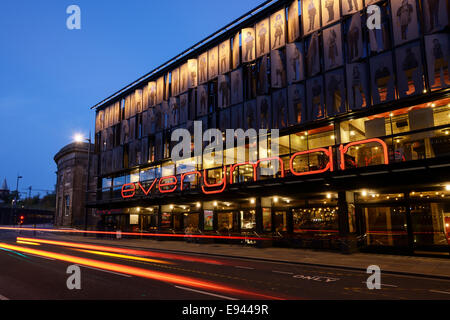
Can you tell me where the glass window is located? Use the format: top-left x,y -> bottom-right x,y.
64,195 -> 70,216
432,99 -> 450,126
102,177 -> 112,188
271,135 -> 290,156
290,132 -> 308,153
184,213 -> 199,232
340,116 -> 391,144
217,212 -> 233,232
161,162 -> 175,176
240,210 -> 256,230
363,206 -> 408,247
140,167 -> 155,182
262,208 -> 271,232
176,157 -> 197,174
273,211 -> 287,232
307,125 -> 335,149
292,207 -> 338,234
130,170 -> 139,183
203,150 -> 223,169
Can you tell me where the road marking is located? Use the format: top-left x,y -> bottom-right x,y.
272,270 -> 294,275
174,285 -> 237,300
235,266 -> 254,270
26,253 -> 56,261
0,294 -> 9,300
294,274 -> 340,282
80,265 -> 132,278
429,290 -> 450,295
361,282 -> 398,288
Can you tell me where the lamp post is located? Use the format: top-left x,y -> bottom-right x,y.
13,175 -> 23,225
74,132 -> 92,235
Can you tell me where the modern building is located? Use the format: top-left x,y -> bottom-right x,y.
54,142 -> 97,228
89,0 -> 450,254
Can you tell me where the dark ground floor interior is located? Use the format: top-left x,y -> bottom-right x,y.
95,186 -> 450,257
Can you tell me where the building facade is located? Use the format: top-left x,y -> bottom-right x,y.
54,142 -> 97,228
90,0 -> 450,254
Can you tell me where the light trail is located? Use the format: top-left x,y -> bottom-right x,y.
17,237 -> 225,265
0,242 -> 286,300
0,227 -> 270,241
72,248 -> 173,265
16,240 -> 40,246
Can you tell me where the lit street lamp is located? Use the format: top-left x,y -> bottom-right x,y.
74,132 -> 92,235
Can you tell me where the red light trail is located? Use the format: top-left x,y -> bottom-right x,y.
0,241 -> 286,300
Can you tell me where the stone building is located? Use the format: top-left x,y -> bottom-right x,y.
54,142 -> 97,228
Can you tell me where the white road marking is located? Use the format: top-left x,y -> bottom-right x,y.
429,290 -> 450,295
361,282 -> 398,288
80,265 -> 132,278
0,294 -> 9,300
174,285 -> 237,300
235,265 -> 254,270
272,270 -> 294,275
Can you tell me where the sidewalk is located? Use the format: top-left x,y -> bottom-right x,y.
34,232 -> 450,280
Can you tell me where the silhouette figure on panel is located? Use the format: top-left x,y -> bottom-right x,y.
210,53 -> 216,77
427,0 -> 440,31
325,0 -> 335,22
401,47 -> 420,95
327,29 -> 339,67
291,47 -> 301,81
292,87 -> 303,124
347,0 -> 359,12
258,23 -> 267,55
350,65 -> 366,108
200,90 -> 207,115
327,75 -> 342,114
312,80 -> 324,118
220,43 -> 227,72
348,25 -> 360,61
308,0 -> 317,32
432,38 -> 449,87
273,14 -> 284,47
200,56 -> 207,83
374,65 -> 393,103
219,79 -> 230,107
245,32 -> 255,61
396,0 -> 414,40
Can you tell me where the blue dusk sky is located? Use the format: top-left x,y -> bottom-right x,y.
0,0 -> 264,197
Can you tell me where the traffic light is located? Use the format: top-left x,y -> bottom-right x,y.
18,215 -> 24,225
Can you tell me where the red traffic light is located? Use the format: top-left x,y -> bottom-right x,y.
20,216 -> 24,220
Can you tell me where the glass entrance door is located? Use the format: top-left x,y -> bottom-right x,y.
274,211 -> 287,232
411,202 -> 450,251
360,206 -> 409,247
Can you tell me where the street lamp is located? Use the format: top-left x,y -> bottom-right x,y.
12,175 -> 23,225
74,132 -> 92,234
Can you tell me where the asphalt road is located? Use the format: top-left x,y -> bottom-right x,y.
0,231 -> 449,300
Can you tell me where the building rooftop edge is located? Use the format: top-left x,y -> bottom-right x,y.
90,0 -> 286,112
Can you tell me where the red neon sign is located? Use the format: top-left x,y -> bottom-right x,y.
120,140 -> 389,199
202,166 -> 227,194
158,176 -> 178,193
339,138 -> 388,170
289,147 -> 334,176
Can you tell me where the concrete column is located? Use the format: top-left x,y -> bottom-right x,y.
255,197 -> 263,234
